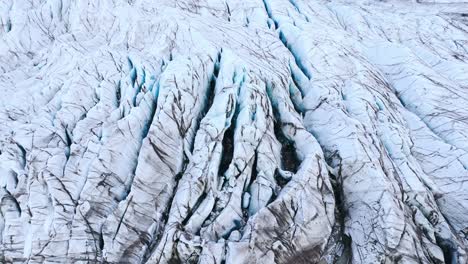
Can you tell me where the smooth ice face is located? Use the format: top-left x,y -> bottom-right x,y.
0,0 -> 467,263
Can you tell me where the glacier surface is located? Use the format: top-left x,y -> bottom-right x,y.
0,0 -> 468,263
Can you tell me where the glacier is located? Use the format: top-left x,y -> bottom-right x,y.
0,0 -> 467,263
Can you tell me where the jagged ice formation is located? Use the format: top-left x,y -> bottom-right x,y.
0,0 -> 468,263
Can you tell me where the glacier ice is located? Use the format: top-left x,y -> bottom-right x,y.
0,0 -> 467,263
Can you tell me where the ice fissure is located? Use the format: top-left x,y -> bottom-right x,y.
1,0 -> 467,263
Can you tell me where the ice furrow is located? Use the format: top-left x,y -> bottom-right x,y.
101,53 -> 217,263
262,0 -> 468,263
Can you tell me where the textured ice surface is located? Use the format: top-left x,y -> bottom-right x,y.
0,0 -> 467,263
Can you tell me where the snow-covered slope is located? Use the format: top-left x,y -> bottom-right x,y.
0,0 -> 467,263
